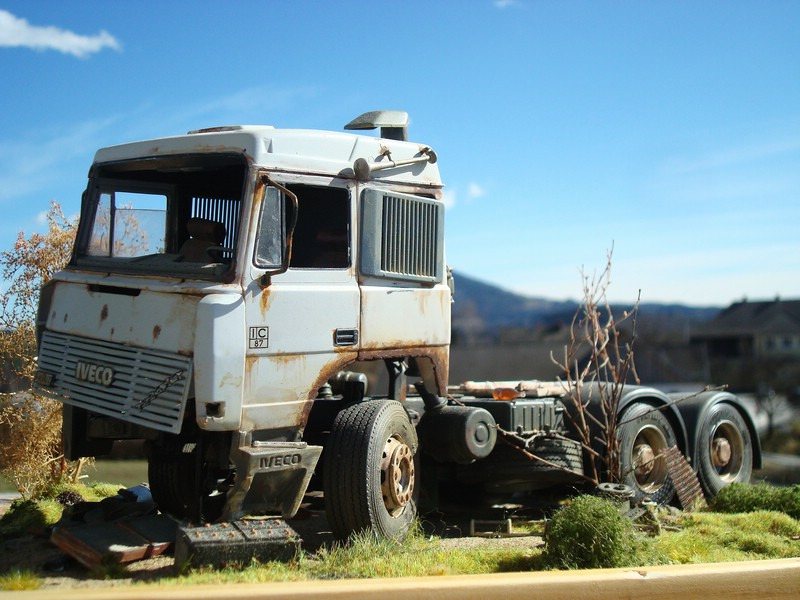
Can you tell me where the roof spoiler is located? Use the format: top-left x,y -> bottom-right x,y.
344,111 -> 409,142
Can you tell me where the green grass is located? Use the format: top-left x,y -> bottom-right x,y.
654,510 -> 800,564
0,481 -> 122,538
2,483 -> 800,586
711,482 -> 800,519
169,506 -> 800,585
175,526 -> 541,585
0,569 -> 41,591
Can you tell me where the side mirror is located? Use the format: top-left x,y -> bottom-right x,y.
253,177 -> 298,281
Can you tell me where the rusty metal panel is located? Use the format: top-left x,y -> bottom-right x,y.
360,282 -> 451,350
46,282 -> 200,354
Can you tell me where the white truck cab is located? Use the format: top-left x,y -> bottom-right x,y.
35,112 -> 452,536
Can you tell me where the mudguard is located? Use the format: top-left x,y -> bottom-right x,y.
562,384 -> 689,456
667,389 -> 762,470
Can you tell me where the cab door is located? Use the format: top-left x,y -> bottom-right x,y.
242,177 -> 359,431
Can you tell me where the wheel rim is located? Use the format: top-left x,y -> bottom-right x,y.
710,420 -> 744,481
380,435 -> 415,517
630,424 -> 669,492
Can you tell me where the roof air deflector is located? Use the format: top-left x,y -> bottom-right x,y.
344,111 -> 409,142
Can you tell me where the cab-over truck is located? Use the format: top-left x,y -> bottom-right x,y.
34,111 -> 759,540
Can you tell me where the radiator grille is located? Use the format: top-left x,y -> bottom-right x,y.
34,331 -> 192,433
361,189 -> 444,283
381,194 -> 440,278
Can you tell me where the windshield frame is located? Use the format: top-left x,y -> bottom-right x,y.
72,153 -> 250,283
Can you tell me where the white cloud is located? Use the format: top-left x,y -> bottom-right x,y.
662,137 -> 800,176
467,182 -> 486,199
0,9 -> 120,58
441,189 -> 457,210
494,0 -> 520,8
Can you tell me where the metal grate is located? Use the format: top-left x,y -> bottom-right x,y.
380,194 -> 440,278
192,197 -> 240,256
34,331 -> 192,433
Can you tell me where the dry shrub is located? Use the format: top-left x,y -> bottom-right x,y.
0,202 -> 81,498
552,247 -> 639,484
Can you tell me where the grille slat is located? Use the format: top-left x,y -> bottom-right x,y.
379,193 -> 441,279
34,331 -> 192,433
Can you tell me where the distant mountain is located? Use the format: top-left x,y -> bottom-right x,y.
450,270 -> 720,344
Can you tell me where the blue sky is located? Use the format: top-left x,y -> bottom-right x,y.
1,1 -> 798,306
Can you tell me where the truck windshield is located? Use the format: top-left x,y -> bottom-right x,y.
74,154 -> 247,281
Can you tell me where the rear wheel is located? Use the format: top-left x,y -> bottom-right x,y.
324,400 -> 419,541
618,403 -> 677,504
696,403 -> 753,497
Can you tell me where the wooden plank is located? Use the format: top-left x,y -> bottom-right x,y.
50,514 -> 177,568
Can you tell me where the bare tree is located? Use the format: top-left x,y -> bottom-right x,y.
551,248 -> 640,485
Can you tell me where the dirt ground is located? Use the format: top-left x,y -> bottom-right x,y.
0,496 -> 544,590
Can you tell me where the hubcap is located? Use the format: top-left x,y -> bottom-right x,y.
381,435 -> 415,516
633,443 -> 656,477
710,420 -> 744,481
712,437 -> 732,468
630,425 -> 668,492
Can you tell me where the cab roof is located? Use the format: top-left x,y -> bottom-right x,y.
92,122 -> 442,187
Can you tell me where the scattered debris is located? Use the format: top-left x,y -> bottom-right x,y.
50,514 -> 177,568
664,446 -> 707,510
174,518 -> 300,570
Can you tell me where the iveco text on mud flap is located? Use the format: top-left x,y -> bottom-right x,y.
34,111 -> 760,541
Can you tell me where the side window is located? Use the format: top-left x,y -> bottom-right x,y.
288,185 -> 350,269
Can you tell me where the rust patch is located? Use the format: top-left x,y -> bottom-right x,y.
244,355 -> 258,378
359,345 -> 449,396
152,325 -> 161,341
100,304 -> 108,322
61,312 -> 67,323
110,328 -> 115,337
259,287 -> 271,318
300,352 -> 358,427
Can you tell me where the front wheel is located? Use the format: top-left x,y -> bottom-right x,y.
323,400 -> 419,541
147,433 -> 233,523
696,403 -> 753,498
617,402 -> 677,504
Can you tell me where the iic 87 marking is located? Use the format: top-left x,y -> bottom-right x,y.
248,326 -> 269,349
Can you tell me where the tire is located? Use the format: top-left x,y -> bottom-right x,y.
147,435 -> 232,523
618,403 -> 677,504
529,437 -> 584,474
323,400 -> 419,541
696,403 -> 753,498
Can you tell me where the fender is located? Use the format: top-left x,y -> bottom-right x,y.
562,383 -> 689,455
667,389 -> 762,470
617,386 -> 689,455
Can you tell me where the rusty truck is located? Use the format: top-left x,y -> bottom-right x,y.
33,111 -> 759,540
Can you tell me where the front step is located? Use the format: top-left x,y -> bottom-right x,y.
224,441 -> 322,521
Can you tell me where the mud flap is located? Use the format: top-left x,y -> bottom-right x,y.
223,441 -> 322,521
